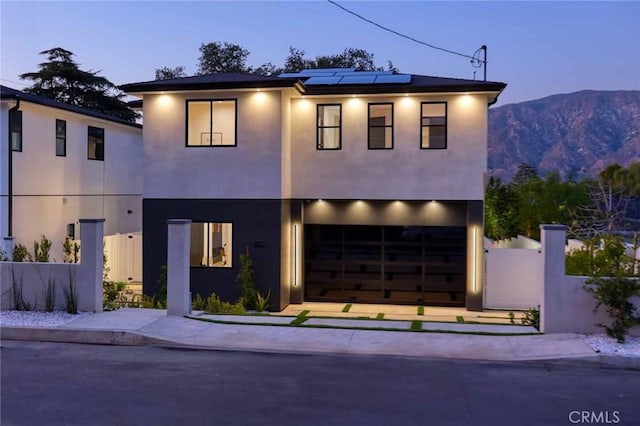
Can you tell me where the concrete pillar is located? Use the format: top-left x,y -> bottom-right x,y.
465,200 -> 484,311
167,219 -> 191,316
539,224 -> 567,333
2,236 -> 14,260
77,219 -> 105,312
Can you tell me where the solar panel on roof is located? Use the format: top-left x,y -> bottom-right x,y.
333,70 -> 393,77
298,68 -> 354,75
304,76 -> 343,85
374,74 -> 411,84
278,73 -> 302,78
337,75 -> 377,84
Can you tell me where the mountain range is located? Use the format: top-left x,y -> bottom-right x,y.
488,90 -> 640,181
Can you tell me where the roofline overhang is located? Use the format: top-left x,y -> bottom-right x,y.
1,90 -> 142,129
119,78 -> 300,94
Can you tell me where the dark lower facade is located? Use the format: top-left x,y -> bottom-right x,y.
143,198 -> 484,312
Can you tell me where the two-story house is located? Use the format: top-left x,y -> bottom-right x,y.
0,85 -> 143,262
120,69 -> 506,311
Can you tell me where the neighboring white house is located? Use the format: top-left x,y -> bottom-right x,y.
120,69 -> 506,311
0,85 -> 143,262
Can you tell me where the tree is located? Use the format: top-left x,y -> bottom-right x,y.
20,48 -> 137,122
283,46 -> 391,72
197,42 -> 250,74
512,163 -> 538,185
155,66 -> 186,80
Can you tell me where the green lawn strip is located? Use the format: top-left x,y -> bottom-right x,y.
342,303 -> 352,313
411,320 -> 422,330
290,316 -> 309,325
298,310 -> 310,317
376,313 -> 385,320
417,306 -> 424,316
456,315 -> 465,323
186,315 -> 540,336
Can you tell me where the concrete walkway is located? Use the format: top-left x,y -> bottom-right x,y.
1,308 -> 619,365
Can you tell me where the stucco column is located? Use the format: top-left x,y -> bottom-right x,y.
465,200 -> 484,311
167,219 -> 191,316
539,224 -> 567,333
77,218 -> 105,312
2,236 -> 14,260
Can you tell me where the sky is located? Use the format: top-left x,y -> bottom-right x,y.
1,1 -> 639,106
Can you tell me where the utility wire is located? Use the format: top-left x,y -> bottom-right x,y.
327,0 -> 484,63
0,78 -> 28,87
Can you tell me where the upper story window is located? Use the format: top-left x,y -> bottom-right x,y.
421,102 -> 447,149
88,126 -> 104,161
9,109 -> 22,152
317,104 -> 341,150
368,103 -> 393,149
56,119 -> 66,157
186,99 -> 237,147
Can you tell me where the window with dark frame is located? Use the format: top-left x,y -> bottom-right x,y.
88,126 -> 104,161
186,99 -> 237,146
368,103 -> 393,149
421,102 -> 447,149
56,119 -> 66,157
9,109 -> 22,152
189,222 -> 233,268
317,104 -> 341,149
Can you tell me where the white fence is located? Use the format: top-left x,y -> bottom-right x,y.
104,232 -> 142,283
484,246 -> 540,310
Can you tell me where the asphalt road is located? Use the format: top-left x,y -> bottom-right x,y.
1,341 -> 638,426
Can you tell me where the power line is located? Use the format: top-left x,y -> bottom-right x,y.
327,0 -> 485,64
0,78 -> 28,87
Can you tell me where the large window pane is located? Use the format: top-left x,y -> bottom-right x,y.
9,109 -> 22,152
317,104 -> 341,149
88,126 -> 104,160
187,100 -> 236,146
190,222 -> 233,268
421,102 -> 447,149
368,103 -> 393,149
56,119 -> 66,156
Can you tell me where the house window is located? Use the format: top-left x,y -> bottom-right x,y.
88,126 -> 104,160
317,104 -> 341,150
186,100 -> 236,146
190,222 -> 233,268
421,102 -> 447,149
56,119 -> 66,157
9,109 -> 22,152
368,103 -> 393,149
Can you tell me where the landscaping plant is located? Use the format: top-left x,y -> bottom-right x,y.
521,306 -> 540,330
12,244 -> 32,262
255,289 -> 271,312
236,251 -> 257,310
33,235 -> 52,262
584,276 -> 640,343
204,293 -> 246,314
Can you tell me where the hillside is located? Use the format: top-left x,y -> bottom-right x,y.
488,90 -> 640,181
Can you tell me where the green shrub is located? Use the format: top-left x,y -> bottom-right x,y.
255,289 -> 271,312
33,235 -> 52,262
192,293 -> 207,310
236,252 -> 257,310
0,248 -> 8,261
13,244 -> 32,262
521,306 -> 540,330
103,281 -> 128,311
62,238 -> 80,263
584,277 -> 640,343
205,293 -> 246,314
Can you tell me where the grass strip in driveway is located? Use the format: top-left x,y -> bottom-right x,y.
376,313 -> 385,320
342,304 -> 352,313
417,306 -> 424,316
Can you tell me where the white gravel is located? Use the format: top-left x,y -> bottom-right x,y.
0,310 -> 91,327
581,334 -> 640,357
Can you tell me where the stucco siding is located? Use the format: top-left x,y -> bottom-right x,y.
290,93 -> 489,200
142,91 -> 283,199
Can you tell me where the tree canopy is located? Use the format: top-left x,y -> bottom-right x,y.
20,48 -> 138,123
156,42 -> 395,79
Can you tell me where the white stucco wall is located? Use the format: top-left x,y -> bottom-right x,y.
6,101 -> 142,259
290,93 -> 490,200
484,247 -> 540,309
1,102 -> 11,240
142,90 -> 283,199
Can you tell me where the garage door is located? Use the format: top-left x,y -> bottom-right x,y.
304,225 -> 466,306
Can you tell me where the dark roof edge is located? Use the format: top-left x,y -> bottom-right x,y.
300,82 -> 507,96
119,78 -> 299,93
1,86 -> 142,129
